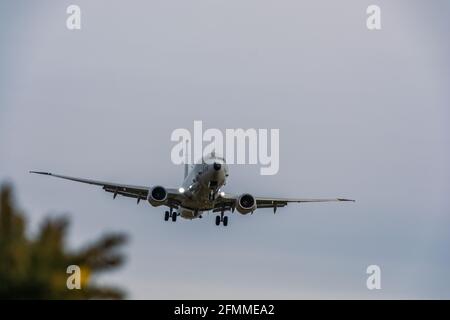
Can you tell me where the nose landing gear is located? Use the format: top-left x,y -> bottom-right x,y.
208,190 -> 216,201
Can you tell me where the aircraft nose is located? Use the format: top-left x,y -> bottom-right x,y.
213,162 -> 221,171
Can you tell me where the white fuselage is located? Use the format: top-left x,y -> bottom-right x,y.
177,156 -> 228,219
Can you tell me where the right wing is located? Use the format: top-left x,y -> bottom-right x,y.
29,171 -> 182,205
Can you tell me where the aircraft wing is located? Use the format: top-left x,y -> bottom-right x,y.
29,171 -> 180,204
253,196 -> 354,209
214,194 -> 354,212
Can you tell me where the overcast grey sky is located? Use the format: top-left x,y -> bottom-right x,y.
1,0 -> 449,298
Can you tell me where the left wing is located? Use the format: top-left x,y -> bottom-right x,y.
214,194 -> 354,212
253,196 -> 354,209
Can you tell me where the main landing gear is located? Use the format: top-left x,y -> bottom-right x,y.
164,208 -> 177,222
215,212 -> 228,227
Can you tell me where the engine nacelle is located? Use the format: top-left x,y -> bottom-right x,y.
236,193 -> 257,215
147,186 -> 167,207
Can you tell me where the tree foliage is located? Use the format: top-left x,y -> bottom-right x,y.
0,183 -> 127,299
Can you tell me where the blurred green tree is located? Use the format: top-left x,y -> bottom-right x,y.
0,182 -> 127,299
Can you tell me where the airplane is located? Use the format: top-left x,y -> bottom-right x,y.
30,152 -> 354,227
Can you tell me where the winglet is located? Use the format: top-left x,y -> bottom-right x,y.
338,198 -> 356,202
30,171 -> 52,175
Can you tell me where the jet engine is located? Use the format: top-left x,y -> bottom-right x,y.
147,186 -> 167,206
236,193 -> 257,214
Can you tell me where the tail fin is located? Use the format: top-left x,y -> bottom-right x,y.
184,139 -> 189,179
184,163 -> 189,179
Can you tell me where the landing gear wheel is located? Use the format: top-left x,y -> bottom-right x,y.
164,211 -> 169,221
223,216 -> 228,226
172,213 -> 177,222
215,215 -> 221,226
